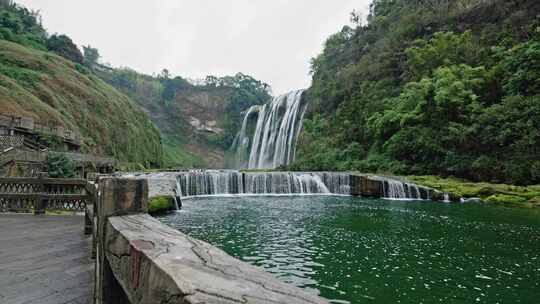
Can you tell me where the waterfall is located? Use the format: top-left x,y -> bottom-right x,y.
177,170 -> 350,198
244,172 -> 331,195
179,170 -> 244,197
176,171 -> 435,201
315,172 -> 351,195
231,90 -> 307,169
171,194 -> 180,210
443,193 -> 451,203
231,106 -> 261,169
379,177 -> 428,200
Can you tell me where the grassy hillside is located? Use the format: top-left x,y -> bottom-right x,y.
0,40 -> 163,167
292,0 -> 540,185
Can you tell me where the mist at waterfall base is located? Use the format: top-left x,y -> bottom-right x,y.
158,196 -> 540,304
230,89 -> 307,169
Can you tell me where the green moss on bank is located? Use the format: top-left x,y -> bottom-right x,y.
148,195 -> 175,214
408,176 -> 540,207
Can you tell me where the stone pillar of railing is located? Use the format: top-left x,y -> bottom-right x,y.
95,178 -> 148,304
33,173 -> 47,215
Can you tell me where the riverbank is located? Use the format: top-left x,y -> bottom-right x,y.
407,176 -> 540,208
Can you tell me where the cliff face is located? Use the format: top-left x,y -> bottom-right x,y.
97,68 -> 238,168
140,86 -> 235,168
0,40 -> 163,167
98,68 -> 272,169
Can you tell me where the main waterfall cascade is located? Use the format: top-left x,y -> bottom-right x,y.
177,170 -> 351,198
231,90 -> 308,169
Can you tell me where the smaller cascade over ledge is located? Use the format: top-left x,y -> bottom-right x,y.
374,176 -> 432,200
177,170 -> 351,198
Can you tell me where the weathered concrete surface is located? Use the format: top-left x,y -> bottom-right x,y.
105,214 -> 329,304
114,172 -> 179,198
0,214 -> 93,304
98,178 -> 148,218
96,178 -> 149,304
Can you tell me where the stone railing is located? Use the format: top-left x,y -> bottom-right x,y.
0,134 -> 24,151
51,151 -> 117,167
94,178 -> 329,304
0,149 -> 116,169
0,177 -> 94,213
0,148 -> 46,166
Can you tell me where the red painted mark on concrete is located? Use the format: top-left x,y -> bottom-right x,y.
130,240 -> 154,289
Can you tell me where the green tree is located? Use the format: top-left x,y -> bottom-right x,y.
46,34 -> 83,63
0,1 -> 47,49
47,153 -> 76,178
161,76 -> 191,102
500,40 -> 540,96
158,68 -> 170,80
83,45 -> 100,67
405,31 -> 482,80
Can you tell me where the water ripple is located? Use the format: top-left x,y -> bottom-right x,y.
158,196 -> 540,304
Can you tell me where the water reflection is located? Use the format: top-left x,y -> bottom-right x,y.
158,196 -> 540,304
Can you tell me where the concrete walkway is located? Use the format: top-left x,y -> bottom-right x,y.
0,214 -> 93,304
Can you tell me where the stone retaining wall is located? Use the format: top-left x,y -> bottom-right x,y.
94,178 -> 329,304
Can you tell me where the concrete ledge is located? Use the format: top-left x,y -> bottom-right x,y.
105,213 -> 328,304
350,174 -> 383,197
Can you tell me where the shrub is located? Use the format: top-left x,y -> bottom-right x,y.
46,34 -> 83,64
148,196 -> 175,214
485,194 -> 528,204
46,153 -> 76,178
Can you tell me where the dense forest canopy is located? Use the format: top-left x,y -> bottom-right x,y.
292,0 -> 540,185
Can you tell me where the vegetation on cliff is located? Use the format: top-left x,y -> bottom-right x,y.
98,68 -> 270,168
0,1 -> 162,167
292,0 -> 540,186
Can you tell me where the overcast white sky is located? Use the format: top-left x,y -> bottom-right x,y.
17,0 -> 370,95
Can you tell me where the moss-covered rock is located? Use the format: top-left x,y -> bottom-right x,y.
148,195 -> 175,214
527,196 -> 540,205
407,175 -> 540,207
485,194 -> 528,204
448,192 -> 463,203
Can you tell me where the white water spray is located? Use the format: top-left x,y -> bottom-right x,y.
232,90 -> 307,169
379,177 -> 427,200
177,170 -> 350,198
